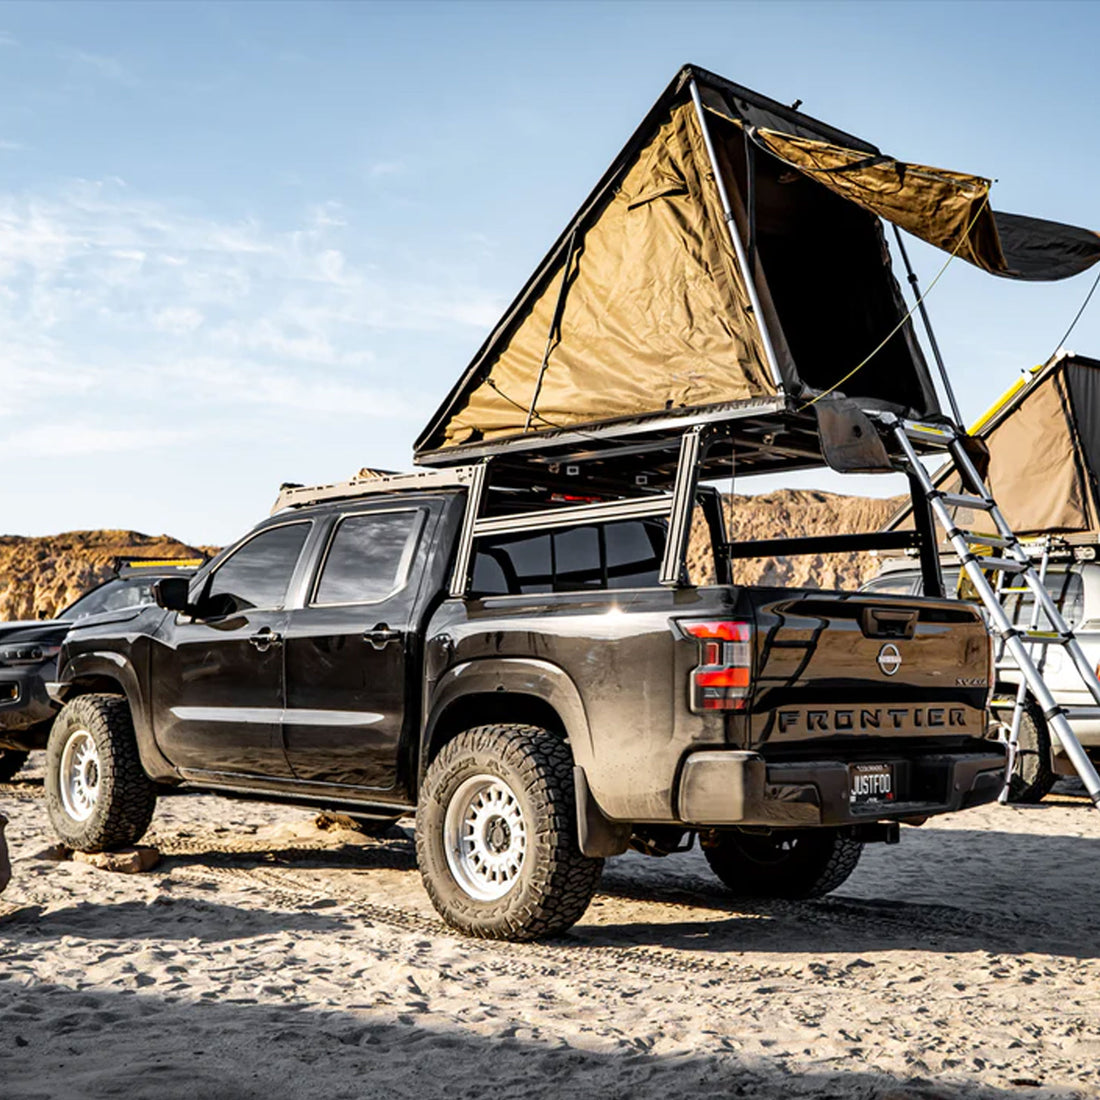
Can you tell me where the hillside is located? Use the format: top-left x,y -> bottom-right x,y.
0,491 -> 903,621
687,489 -> 905,589
0,531 -> 213,621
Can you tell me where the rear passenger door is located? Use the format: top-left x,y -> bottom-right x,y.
282,506 -> 428,790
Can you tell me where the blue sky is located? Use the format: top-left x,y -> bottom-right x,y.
2,0 -> 1099,545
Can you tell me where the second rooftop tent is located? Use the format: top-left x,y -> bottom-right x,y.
886,352 -> 1100,539
414,64 -> 1100,470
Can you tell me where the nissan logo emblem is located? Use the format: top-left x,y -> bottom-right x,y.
877,643 -> 902,676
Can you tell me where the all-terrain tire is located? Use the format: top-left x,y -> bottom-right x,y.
703,827 -> 863,900
0,748 -> 29,783
45,694 -> 157,852
416,724 -> 603,941
1005,697 -> 1057,805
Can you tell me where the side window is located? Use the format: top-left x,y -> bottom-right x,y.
471,519 -> 666,596
312,510 -> 423,606
1061,572 -> 1084,627
203,523 -> 310,616
1004,569 -> 1078,629
863,574 -> 917,597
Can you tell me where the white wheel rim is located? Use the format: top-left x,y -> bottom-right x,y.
59,729 -> 100,822
443,773 -> 527,901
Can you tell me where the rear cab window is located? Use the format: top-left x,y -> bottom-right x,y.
471,519 -> 666,596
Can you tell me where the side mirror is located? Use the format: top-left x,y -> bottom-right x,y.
153,577 -> 192,613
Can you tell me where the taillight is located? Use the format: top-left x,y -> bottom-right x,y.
682,620 -> 752,712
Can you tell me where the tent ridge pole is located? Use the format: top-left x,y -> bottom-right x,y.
891,224 -> 964,429
687,79 -> 784,393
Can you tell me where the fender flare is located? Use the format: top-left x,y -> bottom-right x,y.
422,657 -> 629,857
56,652 -> 178,783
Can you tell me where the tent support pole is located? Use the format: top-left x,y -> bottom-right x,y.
892,225 -> 964,429
688,79 -> 784,393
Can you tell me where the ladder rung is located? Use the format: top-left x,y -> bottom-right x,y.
937,492 -> 995,512
994,661 -> 1019,671
971,556 -> 1028,574
1000,586 -> 1029,593
1060,706 -> 1100,721
905,423 -> 956,445
958,531 -> 1012,549
1015,630 -> 1069,646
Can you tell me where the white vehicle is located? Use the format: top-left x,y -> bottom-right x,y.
865,539 -> 1100,802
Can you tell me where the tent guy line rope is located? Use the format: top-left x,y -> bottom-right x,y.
797,194 -> 991,414
1048,266 -> 1100,363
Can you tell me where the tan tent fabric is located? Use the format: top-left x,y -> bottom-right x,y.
892,357 -> 1099,536
750,129 -> 1006,275
440,101 -> 775,447
981,370 -> 1091,532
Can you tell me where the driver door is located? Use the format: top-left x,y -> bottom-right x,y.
151,520 -> 311,779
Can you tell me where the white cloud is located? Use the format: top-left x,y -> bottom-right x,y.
0,424 -> 192,459
152,306 -> 204,333
62,49 -> 137,86
0,179 -> 497,457
367,161 -> 405,179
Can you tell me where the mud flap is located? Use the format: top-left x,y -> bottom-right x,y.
574,766 -> 631,857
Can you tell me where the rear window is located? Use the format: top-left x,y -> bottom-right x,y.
472,519 -> 666,596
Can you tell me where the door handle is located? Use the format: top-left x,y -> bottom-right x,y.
364,623 -> 402,650
249,628 -> 283,652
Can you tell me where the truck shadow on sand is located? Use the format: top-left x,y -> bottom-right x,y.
1,897 -> 355,943
132,824 -> 1100,962
0,978 -> 1078,1100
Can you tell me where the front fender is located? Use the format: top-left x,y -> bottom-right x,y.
56,652 -> 178,783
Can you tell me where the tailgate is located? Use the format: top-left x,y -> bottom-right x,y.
745,590 -> 991,747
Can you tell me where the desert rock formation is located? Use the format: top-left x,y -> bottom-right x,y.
0,531 -> 212,622
0,490 -> 901,623
689,489 -> 904,589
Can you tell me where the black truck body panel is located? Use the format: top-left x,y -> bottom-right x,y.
51,487 -> 1004,833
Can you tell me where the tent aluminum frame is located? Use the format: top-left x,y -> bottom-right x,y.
446,418 -> 944,598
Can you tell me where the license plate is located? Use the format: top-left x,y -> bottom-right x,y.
849,762 -> 895,806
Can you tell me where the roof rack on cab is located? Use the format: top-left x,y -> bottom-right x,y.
271,466 -> 480,515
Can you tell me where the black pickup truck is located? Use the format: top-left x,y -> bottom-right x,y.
44,467 -> 1004,940
0,558 -> 202,783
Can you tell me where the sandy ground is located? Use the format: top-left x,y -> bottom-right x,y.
1,760 -> 1098,1100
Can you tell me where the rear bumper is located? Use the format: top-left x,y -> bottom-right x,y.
677,748 -> 1007,827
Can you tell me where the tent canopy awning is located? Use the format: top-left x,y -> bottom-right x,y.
416,65 -> 1100,464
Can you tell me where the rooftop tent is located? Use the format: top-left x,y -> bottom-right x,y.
414,65 -> 1100,465
888,352 -> 1100,536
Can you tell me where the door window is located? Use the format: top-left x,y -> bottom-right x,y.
312,510 -> 424,606
202,522 -> 310,616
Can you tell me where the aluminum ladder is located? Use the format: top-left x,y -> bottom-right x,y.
880,412 -> 1100,807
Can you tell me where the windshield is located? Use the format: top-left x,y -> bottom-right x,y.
60,578 -> 157,622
